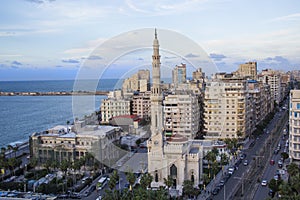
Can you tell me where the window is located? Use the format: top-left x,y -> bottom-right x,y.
297,103 -> 300,109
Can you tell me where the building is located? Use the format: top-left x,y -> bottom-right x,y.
163,92 -> 200,139
289,90 -> 300,162
147,30 -> 203,194
122,69 -> 150,94
100,91 -> 131,124
172,63 -> 187,88
204,74 -> 251,139
30,123 -> 122,168
235,61 -> 257,80
132,91 -> 151,119
259,69 -> 283,104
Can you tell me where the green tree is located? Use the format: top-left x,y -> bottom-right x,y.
163,175 -> 173,190
287,163 -> 300,176
126,171 -> 136,190
268,178 -> 282,193
290,174 -> 300,193
183,180 -> 197,198
140,173 -> 153,189
278,181 -> 293,197
108,170 -> 119,190
281,152 -> 289,161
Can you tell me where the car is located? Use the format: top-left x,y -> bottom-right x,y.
96,196 -> 102,200
261,180 -> 268,186
268,189 -> 275,197
212,187 -> 220,195
274,175 -> 279,181
243,160 -> 248,166
239,153 -> 246,160
83,190 -> 91,197
219,180 -> 225,186
228,167 -> 235,175
270,159 -> 275,165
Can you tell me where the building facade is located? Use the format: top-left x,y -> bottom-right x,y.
235,61 -> 257,80
100,91 -> 131,124
163,92 -> 200,139
289,90 -> 300,162
204,74 -> 251,139
132,91 -> 151,119
172,64 -> 187,88
30,124 -> 121,168
122,69 -> 150,94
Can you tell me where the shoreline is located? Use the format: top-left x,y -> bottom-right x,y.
0,91 -> 109,96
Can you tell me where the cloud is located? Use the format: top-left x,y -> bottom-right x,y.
55,65 -> 64,68
271,13 -> 300,22
62,59 -> 79,64
210,53 -> 226,61
25,0 -> 55,4
137,58 -> 144,60
257,56 -> 292,71
12,61 -> 22,65
86,55 -> 102,60
185,53 -> 199,58
164,56 -> 177,59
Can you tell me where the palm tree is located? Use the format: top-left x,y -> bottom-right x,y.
126,171 -> 136,191
287,163 -> 299,176
140,173 -> 153,189
183,180 -> 196,199
108,170 -> 119,190
220,153 -> 229,174
7,145 -> 13,159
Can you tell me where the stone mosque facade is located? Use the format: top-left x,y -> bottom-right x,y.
147,30 -> 203,194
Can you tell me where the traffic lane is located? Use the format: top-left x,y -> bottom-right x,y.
253,120 -> 288,199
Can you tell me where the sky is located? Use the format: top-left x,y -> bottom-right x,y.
0,0 -> 300,81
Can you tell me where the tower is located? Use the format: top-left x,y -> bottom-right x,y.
150,29 -> 163,135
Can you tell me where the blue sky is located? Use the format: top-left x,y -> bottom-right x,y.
0,0 -> 300,80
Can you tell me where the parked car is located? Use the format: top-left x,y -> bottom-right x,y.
228,167 -> 235,175
243,160 -> 248,166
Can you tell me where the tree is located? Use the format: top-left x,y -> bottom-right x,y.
211,147 -> 219,157
290,174 -> 300,193
12,146 -> 19,158
220,153 -> 229,166
287,163 -> 300,176
108,170 -> 119,190
237,130 -> 243,139
183,180 -> 197,198
268,178 -> 282,193
140,173 -> 153,189
281,152 -> 289,161
7,145 -> 13,159
163,175 -> 173,190
126,171 -> 136,190
278,181 -> 293,197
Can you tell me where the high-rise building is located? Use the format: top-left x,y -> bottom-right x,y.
172,63 -> 187,88
122,69 -> 150,94
259,69 -> 283,104
100,91 -> 131,124
132,91 -> 151,119
163,92 -> 200,139
289,90 -> 300,162
235,61 -> 257,80
204,74 -> 251,139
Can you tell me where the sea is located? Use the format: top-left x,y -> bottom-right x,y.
0,79 -> 121,148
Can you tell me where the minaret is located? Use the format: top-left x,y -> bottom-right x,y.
150,29 -> 163,135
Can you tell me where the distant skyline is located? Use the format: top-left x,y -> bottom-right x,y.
1,0 -> 300,81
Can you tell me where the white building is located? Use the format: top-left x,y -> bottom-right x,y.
100,91 -> 131,124
163,92 -> 200,139
289,90 -> 300,162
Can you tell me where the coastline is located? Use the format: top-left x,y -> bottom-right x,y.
0,91 -> 109,96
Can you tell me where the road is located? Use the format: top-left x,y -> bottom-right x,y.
253,113 -> 289,200
212,107 -> 288,200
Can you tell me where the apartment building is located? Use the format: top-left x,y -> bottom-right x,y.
122,69 -> 150,94
172,63 -> 187,88
100,91 -> 131,124
132,91 -> 151,119
163,91 -> 201,139
235,61 -> 257,80
289,90 -> 300,162
204,74 -> 251,139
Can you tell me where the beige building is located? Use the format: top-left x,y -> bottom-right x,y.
163,92 -> 200,139
132,91 -> 151,119
30,123 -> 122,167
100,91 -> 131,124
235,61 -> 257,80
259,69 -> 283,104
289,90 -> 300,162
122,69 -> 150,94
204,74 -> 251,139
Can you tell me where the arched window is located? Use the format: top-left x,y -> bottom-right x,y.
170,164 -> 177,177
155,170 -> 158,182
